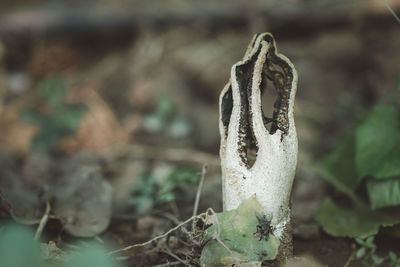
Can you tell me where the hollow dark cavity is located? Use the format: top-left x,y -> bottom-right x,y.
220,34 -> 294,170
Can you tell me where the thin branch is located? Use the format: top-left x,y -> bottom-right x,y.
152,261 -> 181,267
343,247 -> 356,267
193,164 -> 208,217
107,209 -> 215,255
162,247 -> 188,266
380,0 -> 400,24
34,201 -> 51,242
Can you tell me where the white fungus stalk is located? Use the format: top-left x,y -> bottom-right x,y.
219,32 -> 298,258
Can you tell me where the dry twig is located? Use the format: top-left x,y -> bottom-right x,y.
152,261 -> 181,267
193,164 -> 208,218
162,247 -> 188,266
107,208 -> 215,255
34,201 -> 51,241
380,0 -> 400,24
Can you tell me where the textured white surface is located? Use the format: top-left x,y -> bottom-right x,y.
219,33 -> 298,238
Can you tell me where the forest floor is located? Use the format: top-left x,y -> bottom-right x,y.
0,0 -> 400,266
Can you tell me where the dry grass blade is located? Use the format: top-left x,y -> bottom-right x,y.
34,201 -> 51,242
193,164 -> 208,218
107,208 -> 216,255
380,0 -> 400,24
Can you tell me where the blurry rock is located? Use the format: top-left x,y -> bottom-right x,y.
22,151 -> 52,186
0,150 -> 44,224
6,187 -> 44,224
5,72 -> 31,94
51,164 -> 112,237
1,150 -> 113,237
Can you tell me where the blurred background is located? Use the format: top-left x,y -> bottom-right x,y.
0,0 -> 399,266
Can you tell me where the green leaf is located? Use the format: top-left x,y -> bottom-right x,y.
355,105 -> 400,178
62,244 -> 118,267
31,133 -> 62,151
200,197 -> 279,267
21,78 -> 87,151
166,168 -> 199,185
396,73 -> 400,90
367,178 -> 400,209
323,135 -> 360,191
131,170 -> 157,213
158,168 -> 200,203
370,144 -> 400,179
389,251 -> 398,261
155,95 -> 175,120
0,224 -> 40,267
314,198 -> 398,238
20,107 -> 47,127
365,236 -> 375,248
356,247 -> 366,259
371,254 -> 384,265
36,74 -> 66,106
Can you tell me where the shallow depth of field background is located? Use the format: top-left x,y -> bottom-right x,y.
0,1 -> 399,266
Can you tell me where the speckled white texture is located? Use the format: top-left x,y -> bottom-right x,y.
219,33 -> 298,238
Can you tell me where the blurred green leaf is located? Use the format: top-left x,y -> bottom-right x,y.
389,251 -> 398,261
389,251 -> 400,266
324,135 -> 359,191
155,95 -> 175,120
36,74 -> 66,106
355,105 -> 400,178
365,236 -> 375,248
142,95 -> 177,134
132,167 -> 200,212
200,197 -> 279,267
321,106 -> 400,197
0,224 -> 40,267
158,168 -> 200,203
131,170 -> 157,213
20,107 -> 47,127
369,144 -> 400,179
356,247 -> 366,259
20,74 -> 87,151
166,168 -> 199,185
396,74 -> 400,90
367,178 -> 400,209
372,254 -> 384,265
314,198 -> 398,238
52,104 -> 87,134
